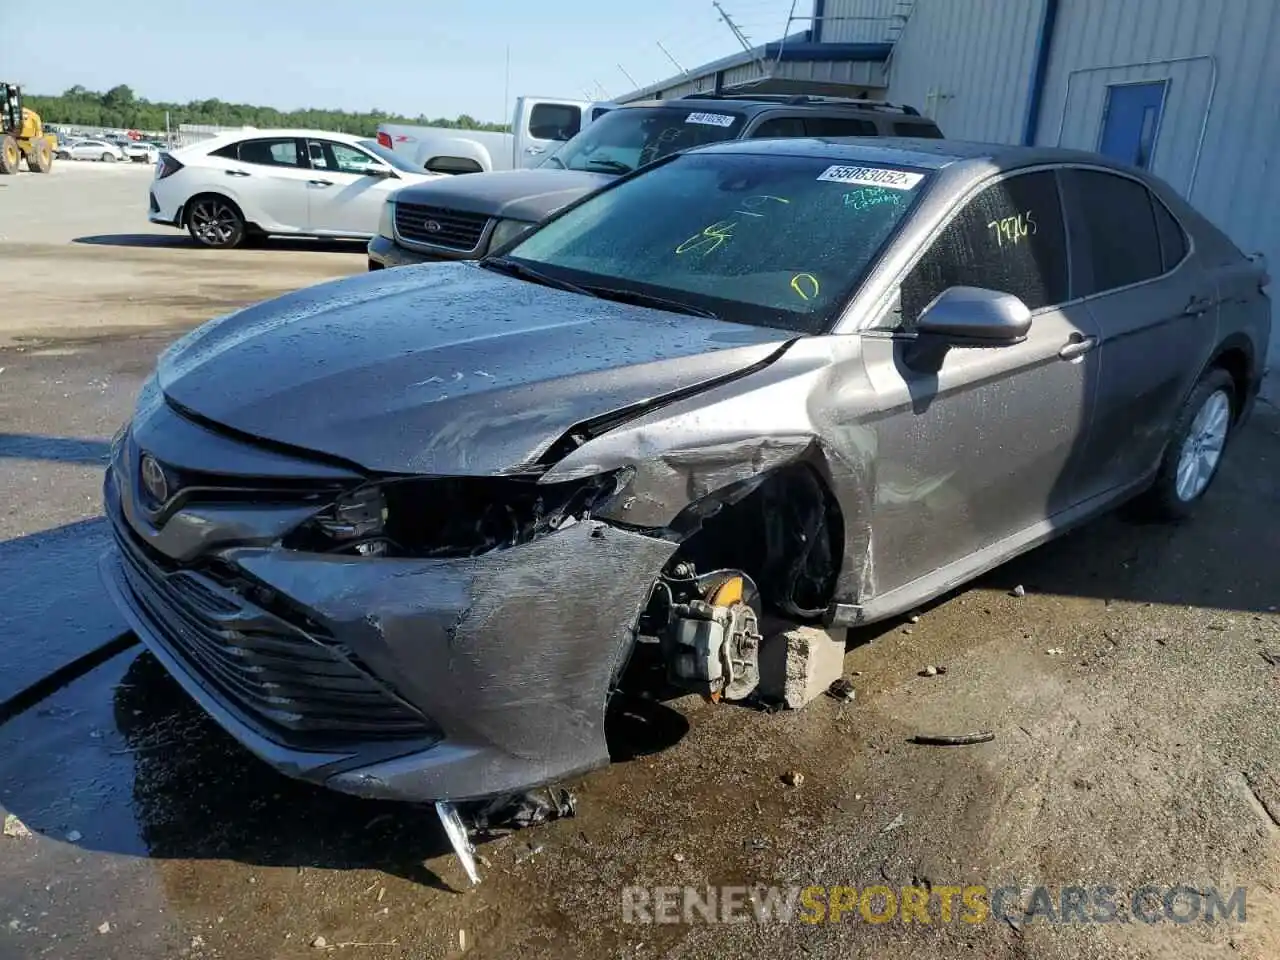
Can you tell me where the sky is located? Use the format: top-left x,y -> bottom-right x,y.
4,0 -> 802,122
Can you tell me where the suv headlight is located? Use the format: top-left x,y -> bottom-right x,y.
285,469 -> 632,559
488,218 -> 534,251
378,200 -> 396,239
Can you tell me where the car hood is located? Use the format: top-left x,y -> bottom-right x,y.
157,262 -> 793,476
390,169 -> 612,223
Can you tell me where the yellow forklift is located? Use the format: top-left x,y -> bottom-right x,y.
1,83 -> 55,174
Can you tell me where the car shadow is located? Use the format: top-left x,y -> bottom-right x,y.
72,234 -> 368,255
103,652 -> 461,890
0,432 -> 112,465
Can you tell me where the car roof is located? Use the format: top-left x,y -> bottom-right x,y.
693,136 -> 1126,172
619,95 -> 931,118
185,129 -> 372,153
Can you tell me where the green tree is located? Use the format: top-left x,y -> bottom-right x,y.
24,86 -> 510,137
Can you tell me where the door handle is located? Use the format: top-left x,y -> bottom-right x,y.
308,179 -> 334,187
1182,295 -> 1216,317
1058,334 -> 1098,361
224,169 -> 250,177
523,146 -> 545,154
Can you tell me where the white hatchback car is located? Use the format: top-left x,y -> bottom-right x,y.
149,129 -> 442,248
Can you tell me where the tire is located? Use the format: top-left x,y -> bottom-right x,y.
0,135 -> 19,175
186,195 -> 246,248
55,150 -> 70,160
27,139 -> 53,173
1138,368 -> 1235,521
101,151 -> 116,162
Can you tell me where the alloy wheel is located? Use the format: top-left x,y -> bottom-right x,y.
1174,388 -> 1230,502
189,199 -> 242,247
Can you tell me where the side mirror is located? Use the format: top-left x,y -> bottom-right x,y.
916,286 -> 1032,344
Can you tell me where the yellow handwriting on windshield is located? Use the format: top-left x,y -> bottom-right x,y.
675,219 -> 736,256
791,273 -> 820,301
675,197 -> 790,257
735,195 -> 791,217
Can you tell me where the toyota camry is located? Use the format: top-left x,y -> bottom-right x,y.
102,137 -> 1271,803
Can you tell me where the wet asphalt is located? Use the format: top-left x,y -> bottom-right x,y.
2,163 -> 1280,960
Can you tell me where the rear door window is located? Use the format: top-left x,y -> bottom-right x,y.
751,116 -> 807,138
897,170 -> 1069,326
1153,197 -> 1189,271
805,116 -> 878,137
235,138 -> 303,168
1062,169 -> 1164,295
529,103 -> 582,142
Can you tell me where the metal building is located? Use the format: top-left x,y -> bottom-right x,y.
620,0 -> 1279,382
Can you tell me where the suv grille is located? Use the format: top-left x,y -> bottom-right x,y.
110,515 -> 437,748
395,202 -> 489,251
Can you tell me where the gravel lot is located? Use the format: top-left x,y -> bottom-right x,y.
1,161 -> 1278,960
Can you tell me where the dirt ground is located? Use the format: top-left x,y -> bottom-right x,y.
1,162 -> 1279,960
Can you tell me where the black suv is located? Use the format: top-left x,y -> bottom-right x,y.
367,93 -> 942,270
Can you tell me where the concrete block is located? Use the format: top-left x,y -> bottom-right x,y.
758,624 -> 847,709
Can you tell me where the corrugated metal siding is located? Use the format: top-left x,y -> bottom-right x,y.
722,62 -> 772,89
1036,0 -> 1280,367
774,58 -> 887,87
820,0 -> 904,42
884,0 -> 1042,140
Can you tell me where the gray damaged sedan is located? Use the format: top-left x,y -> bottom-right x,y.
102,138 -> 1271,805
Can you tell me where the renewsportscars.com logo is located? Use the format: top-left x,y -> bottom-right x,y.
621,884 -> 1249,926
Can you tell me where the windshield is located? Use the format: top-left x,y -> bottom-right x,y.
506,152 -> 927,333
357,138 -> 425,173
539,106 -> 746,175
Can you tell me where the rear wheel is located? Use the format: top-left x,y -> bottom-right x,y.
186,195 -> 246,248
1139,368 -> 1235,520
0,136 -> 19,174
100,151 -> 116,162
27,139 -> 53,173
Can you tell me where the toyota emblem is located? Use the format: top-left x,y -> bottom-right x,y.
139,454 -> 169,505
425,220 -> 442,233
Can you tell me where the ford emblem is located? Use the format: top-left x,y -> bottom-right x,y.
140,454 -> 169,505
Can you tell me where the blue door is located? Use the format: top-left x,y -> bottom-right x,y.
1098,81 -> 1167,169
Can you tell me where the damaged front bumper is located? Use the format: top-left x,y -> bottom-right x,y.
100,415 -> 675,802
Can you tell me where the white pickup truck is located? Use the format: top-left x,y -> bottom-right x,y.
377,96 -> 615,175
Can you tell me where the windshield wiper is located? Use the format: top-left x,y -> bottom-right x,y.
581,158 -> 632,174
578,284 -> 720,320
478,257 -> 596,297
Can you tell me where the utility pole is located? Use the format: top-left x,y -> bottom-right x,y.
657,40 -> 687,75
503,44 -> 511,126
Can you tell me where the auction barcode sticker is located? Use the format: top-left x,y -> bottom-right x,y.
685,112 -> 736,127
816,165 -> 924,190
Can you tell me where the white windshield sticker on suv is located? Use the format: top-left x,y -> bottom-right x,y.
685,112 -> 736,127
816,165 -> 924,190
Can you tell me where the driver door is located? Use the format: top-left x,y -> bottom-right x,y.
304,139 -> 399,236
855,169 -> 1102,596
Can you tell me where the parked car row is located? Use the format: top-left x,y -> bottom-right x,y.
111,89 -> 1271,814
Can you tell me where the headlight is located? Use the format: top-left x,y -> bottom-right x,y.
488,218 -> 534,251
378,200 -> 396,239
285,470 -> 632,559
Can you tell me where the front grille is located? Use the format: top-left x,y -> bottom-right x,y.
110,516 -> 436,748
395,202 -> 489,251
